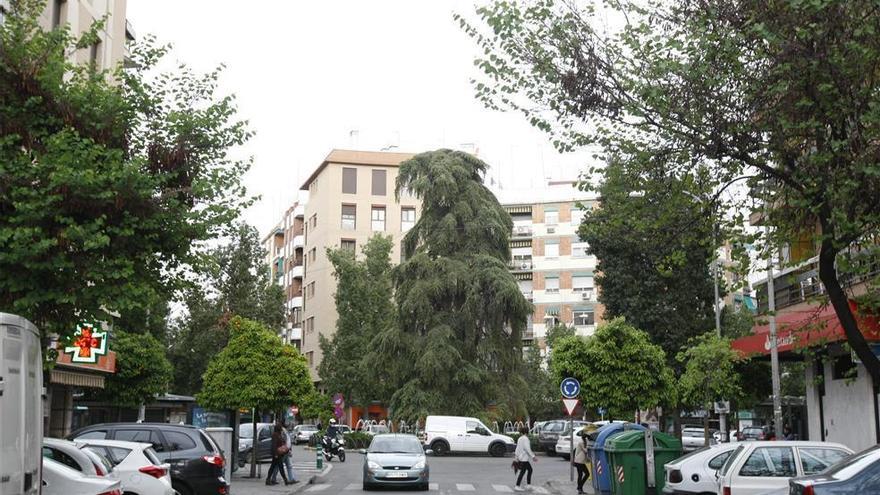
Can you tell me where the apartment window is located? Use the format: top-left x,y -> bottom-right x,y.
572,276 -> 593,292
401,207 -> 416,232
371,206 -> 386,231
545,241 -> 560,259
573,310 -> 595,326
309,178 -> 318,194
342,167 -> 357,194
571,208 -> 586,226
306,351 -> 314,367
545,277 -> 560,294
372,169 -> 387,195
572,241 -> 589,258
89,41 -> 101,67
310,248 -> 316,263
341,204 -> 356,230
341,239 -> 356,254
51,0 -> 66,28
545,210 -> 559,226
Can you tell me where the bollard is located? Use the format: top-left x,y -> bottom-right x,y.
316,444 -> 323,470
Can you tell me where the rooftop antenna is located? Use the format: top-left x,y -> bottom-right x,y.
349,129 -> 359,149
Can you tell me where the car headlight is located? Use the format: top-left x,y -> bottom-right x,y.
367,460 -> 382,470
412,459 -> 426,470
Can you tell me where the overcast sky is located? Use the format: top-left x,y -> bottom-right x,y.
126,0 -> 596,235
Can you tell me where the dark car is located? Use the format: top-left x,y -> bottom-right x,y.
740,425 -> 775,441
69,423 -> 227,495
237,423 -> 274,467
537,420 -> 574,456
789,444 -> 878,494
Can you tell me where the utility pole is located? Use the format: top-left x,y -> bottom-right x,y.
764,193 -> 784,435
712,223 -> 722,338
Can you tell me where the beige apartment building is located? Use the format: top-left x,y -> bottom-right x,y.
299,150 -> 419,381
262,201 -> 306,347
496,181 -> 605,352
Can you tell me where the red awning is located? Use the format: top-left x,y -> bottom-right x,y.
731,303 -> 880,357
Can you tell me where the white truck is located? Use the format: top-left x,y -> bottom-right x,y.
423,415 -> 515,457
0,313 -> 43,495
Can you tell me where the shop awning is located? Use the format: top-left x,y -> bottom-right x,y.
50,369 -> 105,388
731,303 -> 880,357
545,307 -> 560,317
505,205 -> 532,214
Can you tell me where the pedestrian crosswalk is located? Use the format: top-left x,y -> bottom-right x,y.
304,482 -> 551,493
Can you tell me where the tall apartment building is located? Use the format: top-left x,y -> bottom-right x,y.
497,181 -> 603,350
300,150 -> 419,381
262,201 -> 306,347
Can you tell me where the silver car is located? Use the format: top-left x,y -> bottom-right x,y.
362,434 -> 430,491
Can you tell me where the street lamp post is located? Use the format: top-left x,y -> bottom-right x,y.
682,190 -> 722,338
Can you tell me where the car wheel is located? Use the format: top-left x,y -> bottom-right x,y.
490,443 -> 507,457
171,482 -> 192,495
420,483 -> 429,491
562,455 -> 570,461
430,440 -> 449,457
363,482 -> 372,491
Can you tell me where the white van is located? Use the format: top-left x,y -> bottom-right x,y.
0,313 -> 43,495
423,416 -> 515,457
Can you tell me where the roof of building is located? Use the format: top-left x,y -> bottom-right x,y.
492,180 -> 599,206
299,149 -> 416,190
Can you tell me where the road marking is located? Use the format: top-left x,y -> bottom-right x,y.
456,483 -> 476,491
429,482 -> 439,491
344,483 -> 359,490
532,487 -> 549,494
492,485 -> 513,492
305,485 -> 331,492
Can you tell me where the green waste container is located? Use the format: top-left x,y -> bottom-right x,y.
604,430 -> 682,495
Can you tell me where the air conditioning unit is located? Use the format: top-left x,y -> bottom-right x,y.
520,262 -> 531,270
581,291 -> 594,301
547,227 -> 556,234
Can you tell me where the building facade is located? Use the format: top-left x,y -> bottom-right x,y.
261,201 -> 306,347
299,150 -> 419,381
497,181 -> 604,351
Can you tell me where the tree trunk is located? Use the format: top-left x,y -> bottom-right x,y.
249,408 -> 258,478
704,405 -> 711,447
817,235 -> 880,384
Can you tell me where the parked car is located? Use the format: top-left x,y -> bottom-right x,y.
41,457 -> 122,495
714,430 -> 739,443
73,439 -> 174,495
555,426 -> 588,460
662,443 -> 739,495
740,425 -> 775,441
716,441 -> 853,495
538,420 -> 587,456
337,425 -> 353,435
293,424 -> 319,445
43,438 -> 106,476
364,424 -> 390,436
787,444 -> 880,494
361,434 -> 430,491
423,415 -> 515,457
682,427 -> 717,452
69,423 -> 227,495
237,422 -> 274,465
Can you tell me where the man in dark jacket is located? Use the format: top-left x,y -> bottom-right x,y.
266,423 -> 292,485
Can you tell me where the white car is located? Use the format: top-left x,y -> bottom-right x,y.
663,443 -> 739,494
42,457 -> 121,495
73,439 -> 174,495
682,427 -> 717,452
423,415 -> 516,457
555,426 -> 587,459
293,424 -> 319,444
43,438 -> 117,478
364,424 -> 390,436
716,441 -> 853,495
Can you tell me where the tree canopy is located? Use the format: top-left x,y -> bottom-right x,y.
579,161 -> 719,361
93,330 -> 173,409
677,334 -> 743,412
198,317 -> 313,412
168,223 -> 284,395
319,235 -> 396,407
369,149 -> 532,422
550,318 -> 675,419
0,0 -> 252,339
463,0 -> 880,381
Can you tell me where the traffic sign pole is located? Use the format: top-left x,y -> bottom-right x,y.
560,378 -> 581,484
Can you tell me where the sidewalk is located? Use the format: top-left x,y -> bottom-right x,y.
546,475 -> 595,494
230,462 -> 333,495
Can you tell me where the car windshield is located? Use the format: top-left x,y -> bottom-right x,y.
683,429 -> 704,437
300,425 -> 317,431
822,446 -> 878,479
239,425 -> 254,438
369,436 -> 423,454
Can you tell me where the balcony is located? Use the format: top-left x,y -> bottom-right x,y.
294,204 -> 305,219
521,290 -> 533,301
288,327 -> 303,341
292,265 -> 304,279
512,225 -> 533,237
293,235 -> 304,249
290,296 -> 303,309
510,260 -> 533,271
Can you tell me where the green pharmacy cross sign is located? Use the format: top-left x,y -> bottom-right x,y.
64,322 -> 109,364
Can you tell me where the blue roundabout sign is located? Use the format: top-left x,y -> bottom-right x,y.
560,377 -> 581,399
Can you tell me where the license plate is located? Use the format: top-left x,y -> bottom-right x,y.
385,471 -> 408,478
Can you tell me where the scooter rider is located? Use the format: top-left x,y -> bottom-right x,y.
325,418 -> 341,439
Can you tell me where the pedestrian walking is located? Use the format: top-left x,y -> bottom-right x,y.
573,429 -> 590,494
282,424 -> 299,484
514,426 -> 537,492
266,423 -> 292,486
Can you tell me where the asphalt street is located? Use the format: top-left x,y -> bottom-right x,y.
304,452 -> 577,495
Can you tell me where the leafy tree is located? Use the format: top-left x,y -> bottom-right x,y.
462,0 -> 880,383
522,346 -> 559,421
299,391 -> 333,426
0,1 -> 252,339
116,296 -> 171,343
677,333 -> 743,442
319,235 -> 395,407
369,149 -> 532,422
168,223 -> 284,395
545,323 -> 576,352
721,306 -> 756,340
93,330 -> 173,409
199,317 -> 313,476
578,161 -> 718,363
551,318 -> 675,419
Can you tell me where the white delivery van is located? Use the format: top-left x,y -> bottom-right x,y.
423,415 -> 515,457
0,313 -> 42,495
